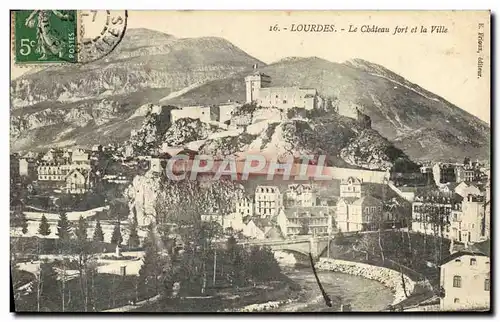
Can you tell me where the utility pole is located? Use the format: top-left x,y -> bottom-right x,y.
62,264 -> 66,312
213,248 -> 217,286
36,265 -> 41,312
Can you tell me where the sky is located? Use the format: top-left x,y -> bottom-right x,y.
11,10 -> 491,123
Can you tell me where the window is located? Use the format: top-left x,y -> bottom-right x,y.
454,298 -> 460,304
485,279 -> 490,291
283,100 -> 287,104
453,275 -> 462,288
470,258 -> 477,266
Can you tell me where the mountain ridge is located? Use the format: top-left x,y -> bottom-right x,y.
10,28 -> 489,162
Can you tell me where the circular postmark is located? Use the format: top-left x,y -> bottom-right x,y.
76,10 -> 128,64
22,10 -> 128,64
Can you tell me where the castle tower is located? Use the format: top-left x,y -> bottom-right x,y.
245,68 -> 271,103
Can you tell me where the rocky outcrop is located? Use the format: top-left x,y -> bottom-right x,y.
163,118 -> 224,147
316,258 -> 416,306
126,104 -> 176,156
340,129 -> 411,170
125,171 -> 162,227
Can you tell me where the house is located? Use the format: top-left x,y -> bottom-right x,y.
285,183 -> 316,207
439,250 -> 490,311
336,196 -> 383,232
449,194 -> 487,243
254,185 -> 283,217
41,149 -> 63,163
65,169 -> 93,194
483,181 -> 490,240
38,163 -> 71,182
411,193 -> 459,238
340,177 -> 363,199
273,208 -> 289,237
432,163 -> 459,185
19,158 -> 37,179
284,206 -> 335,236
224,212 -> 245,232
235,196 -> 254,217
450,182 -> 482,199
242,219 -> 266,239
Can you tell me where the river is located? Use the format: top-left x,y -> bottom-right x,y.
276,267 -> 394,312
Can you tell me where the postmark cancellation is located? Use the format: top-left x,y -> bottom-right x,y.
11,10 -> 127,66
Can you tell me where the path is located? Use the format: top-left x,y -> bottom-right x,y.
102,294 -> 162,312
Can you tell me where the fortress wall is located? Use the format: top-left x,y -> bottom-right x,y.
329,167 -> 389,184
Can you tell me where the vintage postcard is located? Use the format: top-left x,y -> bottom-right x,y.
10,10 -> 490,313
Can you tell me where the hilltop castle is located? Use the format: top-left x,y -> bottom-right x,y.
244,69 -> 365,122
244,71 -> 324,110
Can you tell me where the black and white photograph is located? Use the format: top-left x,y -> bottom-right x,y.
9,10 -> 491,313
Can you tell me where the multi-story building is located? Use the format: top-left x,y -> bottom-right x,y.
254,185 -> 283,217
449,194 -> 487,243
38,163 -> 71,182
37,147 -> 95,193
235,197 -> 254,217
282,206 -> 335,236
433,163 -> 460,185
41,148 -> 63,163
65,169 -> 94,194
439,250 -> 490,311
285,183 -> 316,207
336,195 -> 383,232
340,177 -> 363,199
411,194 -> 456,238
19,158 -> 37,179
483,181 -> 490,240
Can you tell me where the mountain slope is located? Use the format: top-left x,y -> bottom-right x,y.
165,57 -> 490,161
10,28 -> 264,152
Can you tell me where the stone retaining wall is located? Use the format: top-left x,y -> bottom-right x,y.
316,258 -> 416,305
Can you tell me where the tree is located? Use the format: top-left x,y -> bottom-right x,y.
110,221 -> 122,246
335,230 -> 346,245
35,260 -> 60,312
11,207 -> 29,234
138,227 -> 170,296
128,211 -> 140,248
299,218 -> 310,235
20,211 -> 28,234
57,211 -> 72,241
75,215 -> 88,243
92,219 -> 104,243
225,236 -> 247,286
356,234 -> 378,261
38,215 -> 51,236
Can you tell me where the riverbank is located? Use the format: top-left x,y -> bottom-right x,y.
130,277 -> 302,312
316,258 -> 415,306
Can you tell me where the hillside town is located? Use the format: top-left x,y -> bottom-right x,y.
10,69 -> 491,313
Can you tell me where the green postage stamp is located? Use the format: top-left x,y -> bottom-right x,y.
12,10 -> 127,65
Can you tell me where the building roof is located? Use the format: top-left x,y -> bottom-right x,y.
265,226 -> 284,239
283,206 -> 332,219
255,185 -> 280,194
246,71 -> 271,78
287,183 -> 313,192
64,168 -> 91,180
440,250 -> 489,266
338,197 -> 358,205
253,217 -> 273,230
352,195 -> 382,206
341,177 -> 363,185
